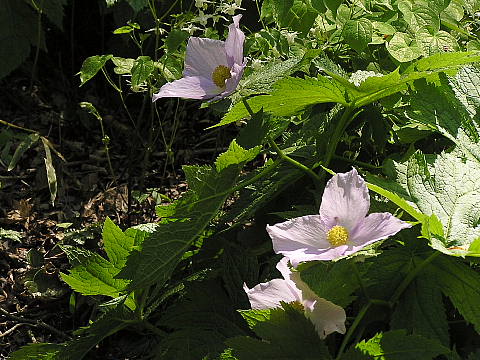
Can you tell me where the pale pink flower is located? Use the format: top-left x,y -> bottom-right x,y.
152,15 -> 245,102
244,258 -> 346,339
268,169 -> 411,267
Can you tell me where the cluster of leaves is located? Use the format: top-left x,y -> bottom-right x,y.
9,0 -> 480,359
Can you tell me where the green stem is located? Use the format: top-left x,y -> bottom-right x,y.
241,98 -> 322,184
335,301 -> 372,359
332,154 -> 381,170
267,137 -> 323,183
389,251 -> 441,304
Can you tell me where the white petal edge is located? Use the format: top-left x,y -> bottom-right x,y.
243,279 -> 299,310
319,168 -> 370,230
306,298 -> 347,339
152,76 -> 220,101
348,212 -> 412,250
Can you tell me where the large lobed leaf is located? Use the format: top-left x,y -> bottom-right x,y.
117,141 -> 260,290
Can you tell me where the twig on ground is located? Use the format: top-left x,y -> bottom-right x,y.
0,307 -> 71,340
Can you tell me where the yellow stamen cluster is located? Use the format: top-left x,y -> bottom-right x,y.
327,226 -> 349,247
212,65 -> 231,88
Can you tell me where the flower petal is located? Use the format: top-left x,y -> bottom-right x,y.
243,279 -> 299,310
348,212 -> 411,251
306,298 -> 346,339
183,37 -> 228,78
224,14 -> 245,67
319,168 -> 370,230
152,76 -> 220,101
268,215 -> 336,267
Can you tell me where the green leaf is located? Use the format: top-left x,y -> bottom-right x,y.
8,133 -> 40,171
0,0 -> 39,79
404,77 -> 480,160
398,1 -> 440,32
238,54 -> 305,98
165,29 -> 189,53
118,160 -> 248,290
354,330 -> 450,359
58,305 -> 133,359
349,52 -> 480,107
227,304 -> 332,360
131,56 -> 154,90
343,18 -> 373,53
111,57 -> 134,75
219,76 -> 348,127
390,275 -> 449,346
270,0 -> 294,24
416,29 -> 459,55
60,246 -> 135,309
102,217 -> 135,269
386,32 -> 422,62
300,259 -> 359,307
365,178 -> 425,222
8,343 -> 62,359
238,309 -> 272,329
427,255 -> 480,332
270,0 -> 317,34
215,140 -> 261,172
388,150 -> 480,255
78,55 -> 113,86
156,281 -> 247,360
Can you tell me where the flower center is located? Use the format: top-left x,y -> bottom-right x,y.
212,65 -> 231,88
327,226 -> 349,247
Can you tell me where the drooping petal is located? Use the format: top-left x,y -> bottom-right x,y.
152,76 -> 220,101
183,37 -> 228,78
348,212 -> 411,250
306,298 -> 346,339
224,14 -> 245,67
319,168 -> 370,230
243,279 -> 299,310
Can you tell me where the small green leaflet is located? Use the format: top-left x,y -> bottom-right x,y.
215,140 -> 261,172
78,54 -> 113,86
398,1 -> 440,33
60,218 -> 152,310
416,30 -> 459,56
386,32 -> 422,62
345,330 -> 451,359
343,18 -> 373,53
130,56 -> 154,90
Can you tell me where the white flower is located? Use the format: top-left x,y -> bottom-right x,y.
244,258 -> 346,339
